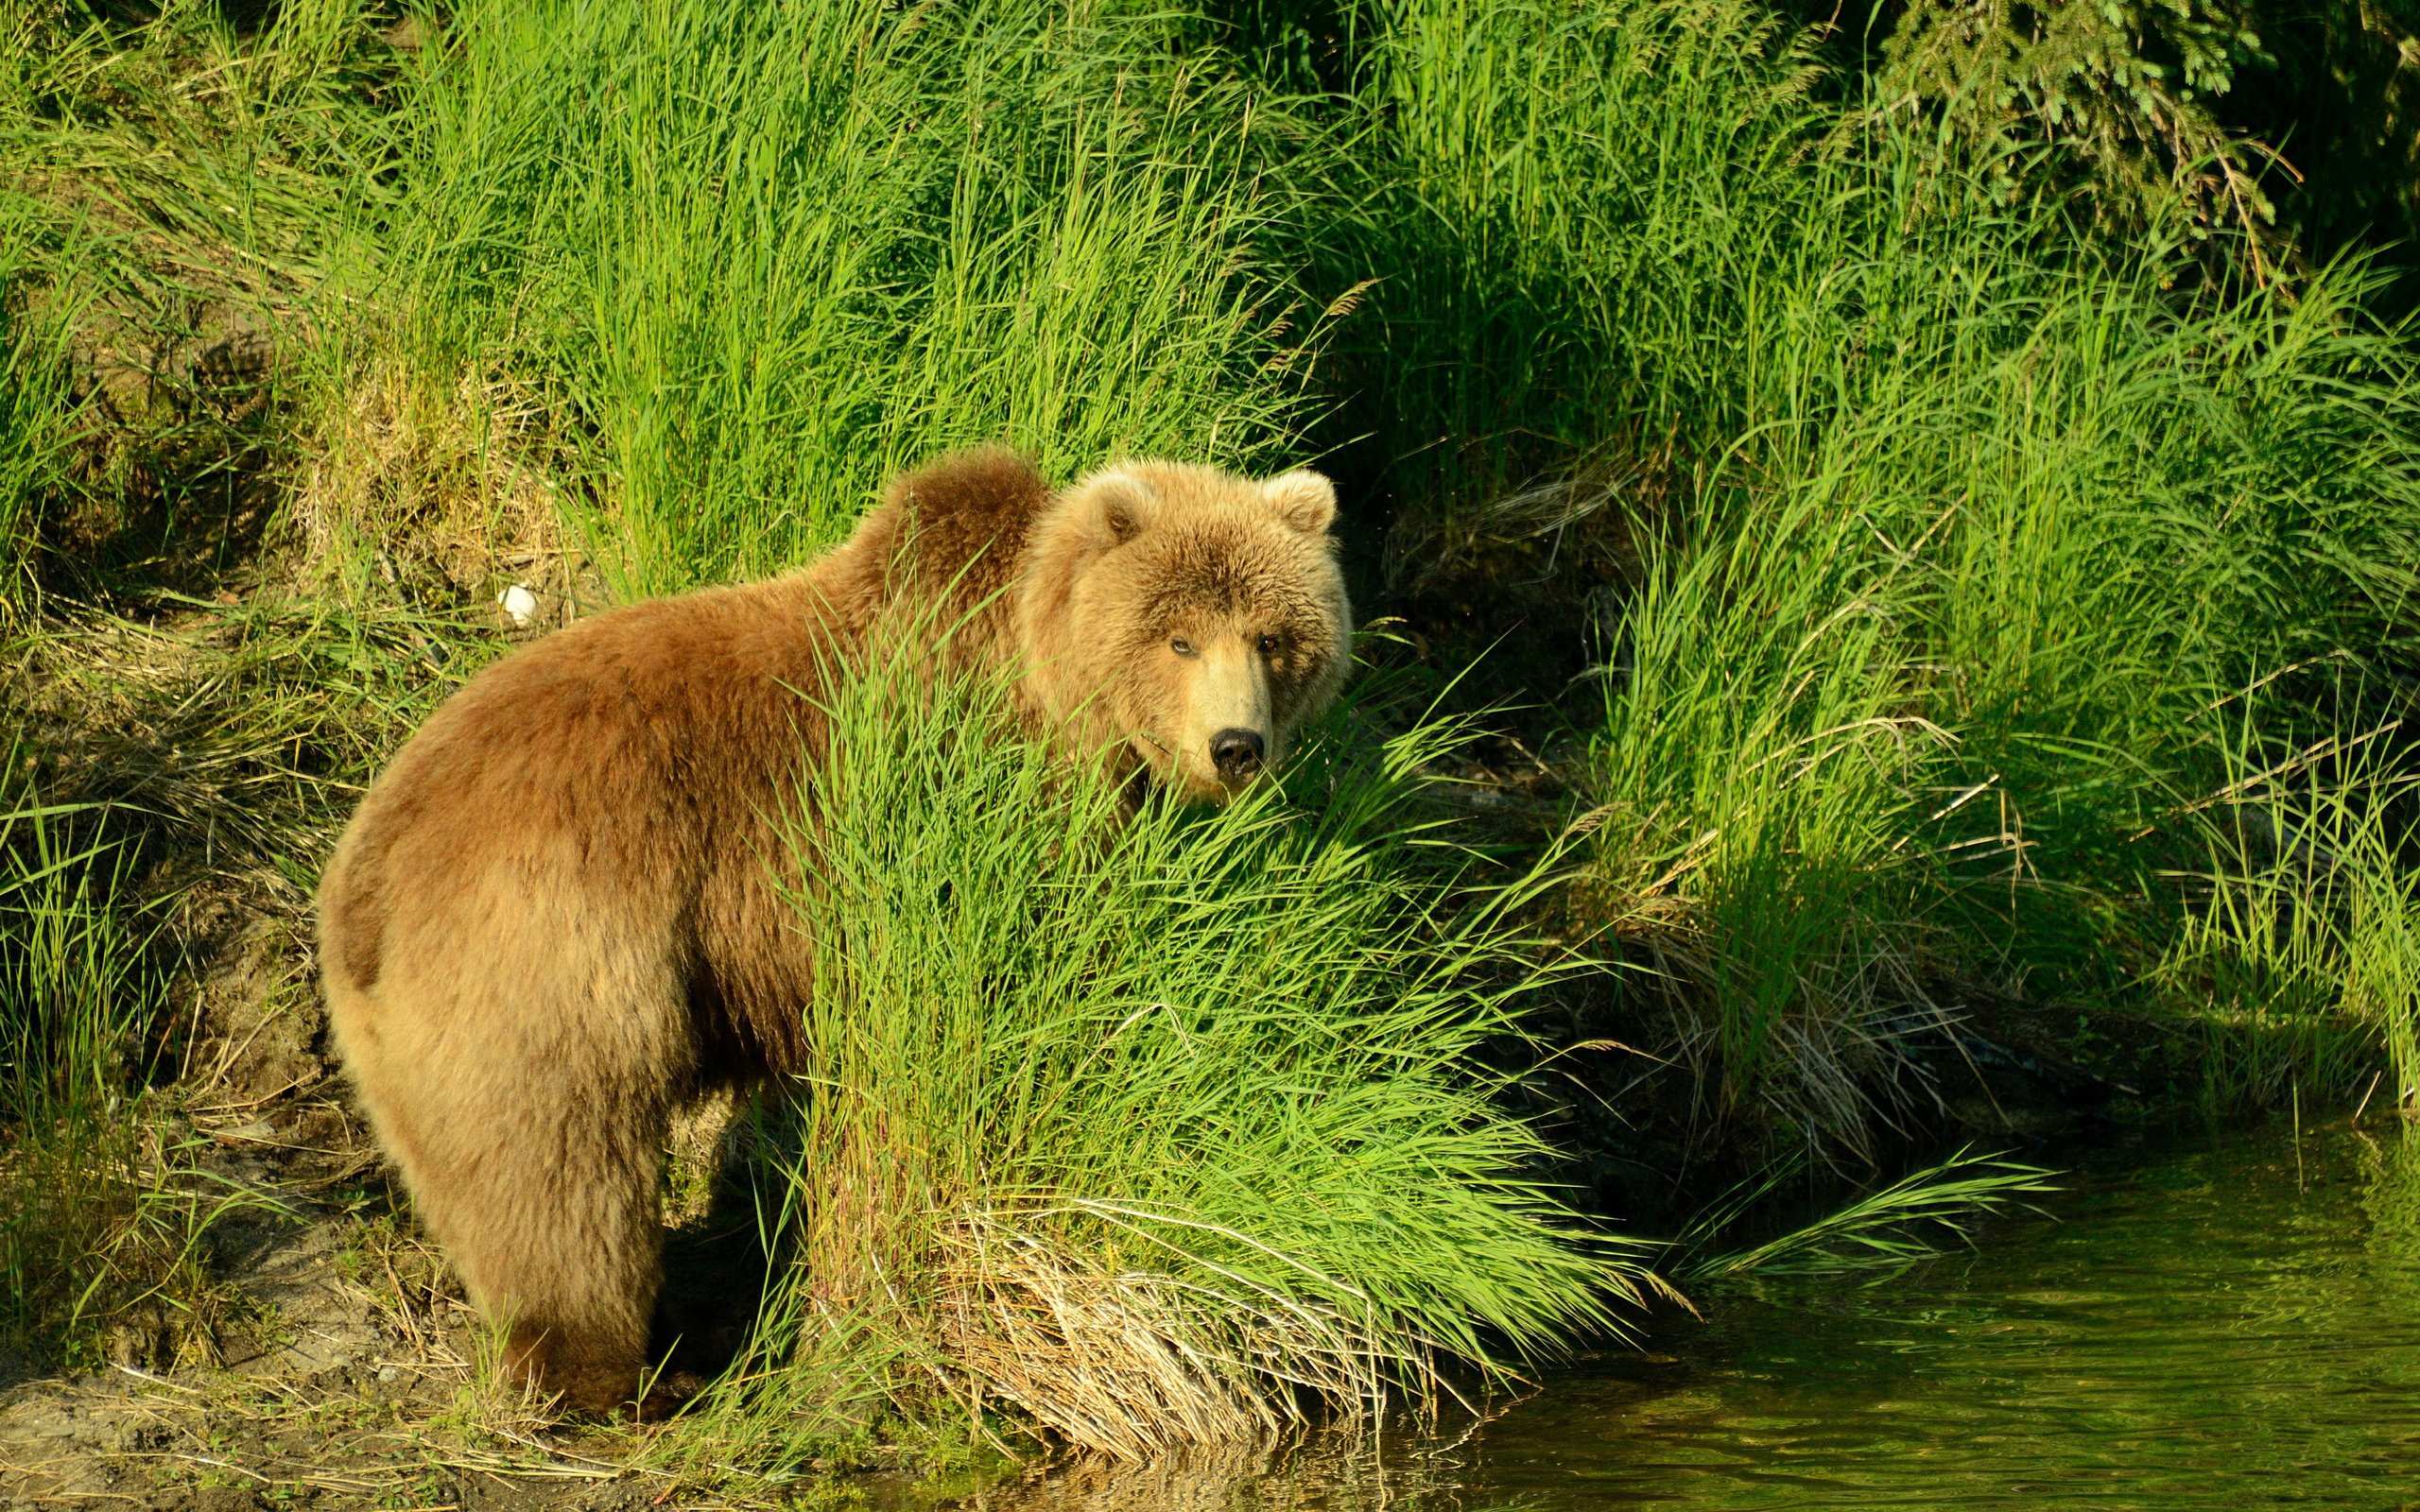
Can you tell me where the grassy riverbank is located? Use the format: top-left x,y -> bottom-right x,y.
4,0 -> 2418,1502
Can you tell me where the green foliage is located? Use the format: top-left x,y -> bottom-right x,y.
2240,0 -> 2420,273
1309,0 -> 2420,1151
1308,0 -> 1825,558
6,0 -> 2420,1463
2153,718 -> 2420,1113
1851,0 -> 2420,286
1650,242 -> 2420,1133
1588,469 -> 1933,1144
1874,0 -> 2283,265
0,799 -> 161,1134
0,1 -> 409,604
0,0 -> 390,285
0,797 -> 164,1359
0,782 -> 301,1370
1675,1146 -> 2060,1279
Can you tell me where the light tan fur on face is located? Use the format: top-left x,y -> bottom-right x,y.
1014,459 -> 1349,801
316,449 -> 1349,1419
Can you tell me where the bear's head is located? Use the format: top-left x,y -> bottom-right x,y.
1020,459 -> 1352,802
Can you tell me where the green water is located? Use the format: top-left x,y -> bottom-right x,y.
984,1119 -> 2420,1511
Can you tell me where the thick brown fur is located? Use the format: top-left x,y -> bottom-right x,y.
316,449 -> 1351,1417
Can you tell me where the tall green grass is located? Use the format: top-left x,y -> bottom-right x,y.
1308,0 -> 1825,568
1586,248 -> 2420,1147
381,0 -> 1322,594
2154,717 -> 2420,1114
654,644 -> 1644,1474
0,0 -> 407,604
6,0 -> 2418,1455
1674,1145 -> 2058,1280
0,802 -> 159,1139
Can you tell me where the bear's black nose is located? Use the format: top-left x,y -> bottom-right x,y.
1211,729 -> 1265,782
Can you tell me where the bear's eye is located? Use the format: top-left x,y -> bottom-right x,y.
1257,635 -> 1281,656
1170,637 -> 1198,658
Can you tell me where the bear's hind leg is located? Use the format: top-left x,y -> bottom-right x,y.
446,1073 -> 674,1418
333,968 -> 684,1418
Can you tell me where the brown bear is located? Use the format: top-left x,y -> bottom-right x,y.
315,449 -> 1351,1418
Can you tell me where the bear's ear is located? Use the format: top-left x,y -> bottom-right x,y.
1262,470 -> 1337,537
1081,470 -> 1161,546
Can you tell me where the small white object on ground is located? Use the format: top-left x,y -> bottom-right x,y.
498,583 -> 540,627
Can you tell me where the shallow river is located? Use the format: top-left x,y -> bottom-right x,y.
977,1117 -> 2420,1511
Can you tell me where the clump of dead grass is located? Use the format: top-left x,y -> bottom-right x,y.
293,359 -> 592,627
927,1208 -> 1420,1462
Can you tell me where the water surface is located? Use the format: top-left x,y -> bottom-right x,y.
977,1119 -> 2420,1511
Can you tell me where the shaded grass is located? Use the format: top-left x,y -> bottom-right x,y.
0,797 -> 271,1370
1569,235 -> 2420,1151
0,192 -> 84,610
1312,0 -> 2420,1154
0,589 -> 497,1373
1672,1146 -> 2059,1281
0,799 -> 160,1134
1305,0 -> 1826,574
0,0 -> 407,602
2153,713 -> 2420,1114
9,593 -> 499,900
0,799 -> 163,1362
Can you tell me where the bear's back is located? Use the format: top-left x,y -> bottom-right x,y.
320,448 -> 1055,1004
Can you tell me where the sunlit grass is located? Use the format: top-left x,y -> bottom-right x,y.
2152,713 -> 2420,1114
0,198 -> 83,610
649,644 -> 1650,1477
1330,0 -> 2420,1150
1672,1147 -> 2060,1280
381,0 -> 1325,594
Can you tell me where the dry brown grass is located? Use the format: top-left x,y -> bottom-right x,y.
925,1208 -> 1411,1463
293,359 -> 596,627
1379,445 -> 1674,603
